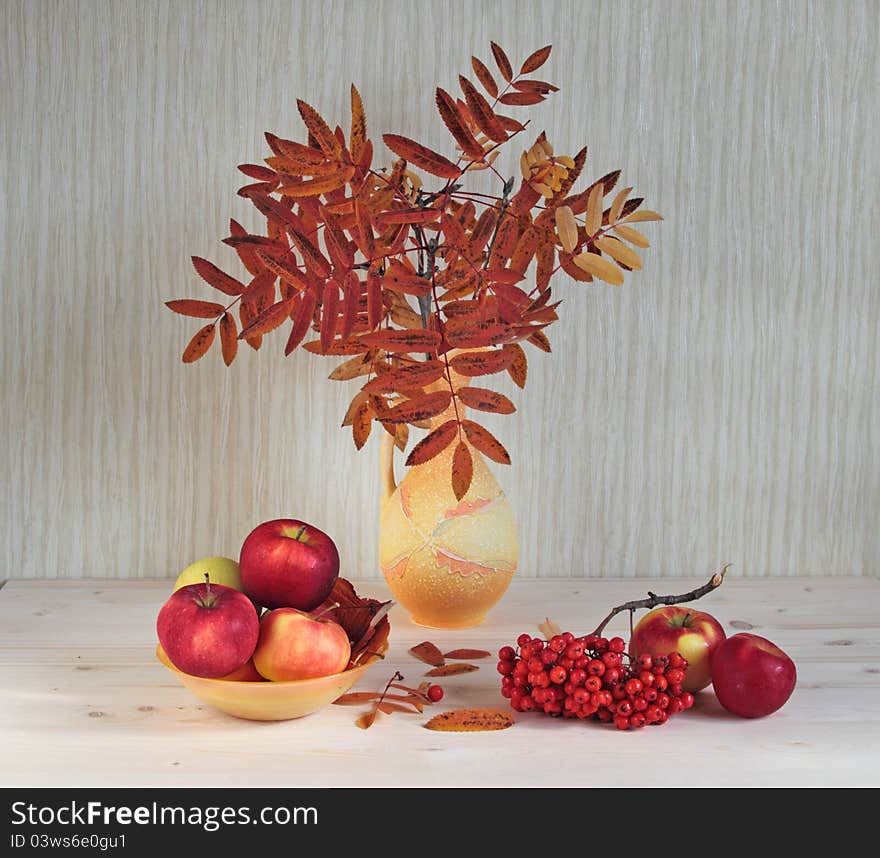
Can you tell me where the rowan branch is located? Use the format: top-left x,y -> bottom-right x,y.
590,564 -> 732,637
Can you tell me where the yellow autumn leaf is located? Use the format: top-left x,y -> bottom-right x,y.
554,205 -> 578,253
585,183 -> 604,235
613,224 -> 651,248
609,186 -> 632,223
622,209 -> 664,223
594,236 -> 642,270
573,251 -> 625,285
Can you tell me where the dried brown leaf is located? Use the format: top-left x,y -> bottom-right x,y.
490,41 -> 513,82
219,312 -> 238,366
405,419 -> 459,467
182,323 -> 216,363
460,419 -> 511,465
520,45 -> 552,74
444,649 -> 491,660
451,441 -> 473,501
410,641 -> 445,667
614,224 -> 651,248
424,708 -> 514,731
425,663 -> 479,677
471,55 -> 499,98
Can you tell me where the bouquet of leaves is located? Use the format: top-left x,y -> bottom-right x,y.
167,42 -> 661,499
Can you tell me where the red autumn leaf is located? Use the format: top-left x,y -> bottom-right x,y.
350,83 -> 367,162
219,312 -> 238,366
362,360 -> 446,394
460,419 -> 511,464
484,267 -> 526,287
265,132 -> 325,162
425,663 -> 479,677
340,275 -> 360,341
440,213 -> 467,250
503,343 -> 528,388
457,386 -> 516,415
165,299 -> 225,319
365,272 -> 383,330
381,269 -> 431,297
405,419 -> 458,466
354,197 -> 376,260
238,163 -> 277,181
449,349 -> 513,378
512,79 -> 559,94
470,55 -> 499,98
458,76 -> 508,143
490,41 -> 513,82
333,692 -> 381,705
182,323 -> 216,363
509,223 -> 546,274
376,208 -> 441,226
527,330 -> 552,352
360,328 -> 441,351
410,641 -> 445,667
435,87 -> 484,158
302,339 -> 368,355
520,45 -> 552,74
239,297 -> 294,340
351,399 -> 371,450
382,134 -> 461,180
445,321 -> 514,349
254,251 -> 308,291
191,257 -> 245,297
320,281 -> 340,352
227,219 -> 262,276
451,441 -> 473,500
499,91 -> 545,106
277,166 -> 354,197
296,98 -> 342,159
444,649 -> 492,660
376,390 -> 452,424
487,214 -> 520,268
287,223 -> 332,279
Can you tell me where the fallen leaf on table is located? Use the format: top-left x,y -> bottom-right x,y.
356,709 -> 379,730
538,617 -> 562,639
333,692 -> 381,705
410,640 -> 445,666
424,708 -> 514,732
444,648 -> 491,660
425,663 -> 479,677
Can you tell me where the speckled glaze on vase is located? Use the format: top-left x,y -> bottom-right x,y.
379,372 -> 518,629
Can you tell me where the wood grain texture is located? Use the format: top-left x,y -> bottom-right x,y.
1,1 -> 877,580
2,577 -> 879,786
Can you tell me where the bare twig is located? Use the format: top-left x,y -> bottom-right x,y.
590,564 -> 732,637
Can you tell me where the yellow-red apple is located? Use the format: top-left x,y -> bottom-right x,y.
629,606 -> 726,692
156,581 -> 259,678
240,519 -> 340,611
253,608 -> 351,681
711,633 -> 796,718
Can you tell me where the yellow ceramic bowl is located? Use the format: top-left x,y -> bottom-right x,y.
156,642 -> 388,722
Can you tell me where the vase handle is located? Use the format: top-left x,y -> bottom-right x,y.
380,429 -> 397,500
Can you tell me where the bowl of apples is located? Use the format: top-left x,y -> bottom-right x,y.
155,520 -> 391,721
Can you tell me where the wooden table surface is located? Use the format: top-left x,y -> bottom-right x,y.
1,577 -> 878,788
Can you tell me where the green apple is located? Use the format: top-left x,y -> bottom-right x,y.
173,556 -> 243,593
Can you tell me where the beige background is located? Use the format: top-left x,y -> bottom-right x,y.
1,0 -> 877,581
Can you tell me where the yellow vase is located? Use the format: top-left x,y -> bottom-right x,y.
379,377 -> 518,629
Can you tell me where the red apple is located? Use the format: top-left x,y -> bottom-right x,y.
629,606 -> 726,692
240,519 -> 340,611
253,608 -> 351,681
711,633 -> 796,718
156,581 -> 259,678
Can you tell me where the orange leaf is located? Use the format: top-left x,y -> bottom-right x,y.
285,290 -> 317,355
458,76 -> 507,143
376,208 -> 441,226
363,360 -> 446,393
382,134 -> 461,180
460,419 -> 510,464
573,251 -> 624,285
296,98 -> 342,159
329,353 -> 373,381
503,343 -> 528,388
527,330 -> 552,352
227,219 -> 262,277
302,338 -> 367,355
424,708 -> 515,731
356,709 -> 378,729
405,419 -> 458,466
451,441 -> 473,501
333,692 -> 380,705
521,45 -> 552,74
410,641 -> 445,667
239,297 -> 294,339
320,281 -> 340,351
471,55 -> 498,98
287,223 -> 332,279
622,209 -> 663,223
354,197 -> 376,260
595,236 -> 642,271
381,270 -> 431,297
444,649 -> 491,660
440,213 -> 467,250
424,663 -> 479,677
457,386 -> 516,415
376,390 -> 452,424
490,41 -> 513,82
351,398 -> 372,450
191,257 -> 245,296
165,299 -> 225,318
182,323 -> 216,363
435,87 -> 484,158
340,274 -> 360,341
265,134 -> 326,164
449,348 -> 513,377
219,312 -> 237,366
350,83 -> 367,162
488,214 -> 520,268
499,91 -> 545,106
278,166 -> 354,197
445,321 -> 513,349
360,328 -> 441,352
254,251 -> 307,291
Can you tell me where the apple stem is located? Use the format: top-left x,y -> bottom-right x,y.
296,525 -> 307,541
590,564 -> 732,637
203,572 -> 212,596
311,601 -> 341,622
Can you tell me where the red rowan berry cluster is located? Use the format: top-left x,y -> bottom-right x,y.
497,632 -> 694,730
